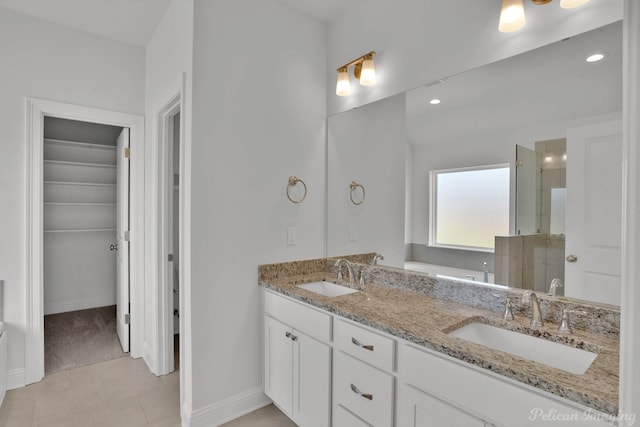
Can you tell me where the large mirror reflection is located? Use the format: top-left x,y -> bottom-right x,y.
327,21 -> 622,306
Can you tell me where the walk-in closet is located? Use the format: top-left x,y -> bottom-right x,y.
43,117 -> 127,374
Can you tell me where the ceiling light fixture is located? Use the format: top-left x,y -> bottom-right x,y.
430,99 -> 441,105
335,51 -> 376,96
499,0 -> 589,33
586,53 -> 605,62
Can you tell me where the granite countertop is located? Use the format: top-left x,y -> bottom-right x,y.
259,269 -> 619,416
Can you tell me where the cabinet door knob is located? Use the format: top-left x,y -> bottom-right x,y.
566,254 -> 578,263
109,243 -> 118,251
285,332 -> 291,338
350,383 -> 373,401
352,337 -> 374,351
291,335 -> 298,341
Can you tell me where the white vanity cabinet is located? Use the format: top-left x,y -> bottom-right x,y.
397,343 -> 613,427
333,319 -> 396,427
264,290 -> 332,427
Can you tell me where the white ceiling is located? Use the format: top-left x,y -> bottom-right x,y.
0,0 -> 357,47
0,0 -> 174,46
406,21 -> 622,145
277,0 -> 360,22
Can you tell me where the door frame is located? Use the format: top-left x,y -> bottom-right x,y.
151,83 -> 182,376
25,97 -> 145,385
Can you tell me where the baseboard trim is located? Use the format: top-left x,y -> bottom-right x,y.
7,368 -> 26,390
183,386 -> 271,427
44,297 -> 116,315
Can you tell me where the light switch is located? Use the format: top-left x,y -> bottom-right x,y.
349,225 -> 357,241
287,227 -> 297,245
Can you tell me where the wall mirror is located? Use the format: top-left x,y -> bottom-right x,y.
327,21 -> 622,307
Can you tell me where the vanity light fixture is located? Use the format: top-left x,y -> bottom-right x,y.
560,0 -> 589,8
335,51 -> 376,96
499,0 -> 589,33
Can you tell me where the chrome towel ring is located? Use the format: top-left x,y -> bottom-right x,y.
287,176 -> 307,204
349,181 -> 365,205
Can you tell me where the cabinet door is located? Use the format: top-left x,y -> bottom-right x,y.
264,316 -> 293,416
398,384 -> 486,427
334,404 -> 372,427
294,329 -> 331,427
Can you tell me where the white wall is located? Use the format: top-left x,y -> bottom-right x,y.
0,7 -> 144,388
189,0 -> 326,423
143,0 -> 193,390
327,0 -> 623,115
408,112 -> 622,246
327,94 -> 406,268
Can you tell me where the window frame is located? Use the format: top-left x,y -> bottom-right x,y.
428,163 -> 511,252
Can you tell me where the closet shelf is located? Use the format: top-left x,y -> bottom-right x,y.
44,160 -> 116,169
44,228 -> 116,233
44,181 -> 117,188
44,138 -> 117,151
44,202 -> 116,207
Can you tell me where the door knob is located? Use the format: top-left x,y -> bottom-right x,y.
109,243 -> 119,252
566,254 -> 578,263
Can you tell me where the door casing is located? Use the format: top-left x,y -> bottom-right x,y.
25,97 -> 145,385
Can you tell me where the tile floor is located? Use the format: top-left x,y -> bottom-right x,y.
1,356 -> 294,427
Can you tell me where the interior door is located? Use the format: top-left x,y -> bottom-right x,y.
565,119 -> 622,305
116,128 -> 130,352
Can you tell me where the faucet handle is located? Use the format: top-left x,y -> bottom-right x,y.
493,294 -> 515,320
558,309 -> 587,334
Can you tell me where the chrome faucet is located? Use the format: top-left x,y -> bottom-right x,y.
334,259 -> 355,283
483,262 -> 489,283
521,290 -> 543,328
371,253 -> 384,265
548,278 -> 564,297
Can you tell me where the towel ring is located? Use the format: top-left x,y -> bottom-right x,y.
287,176 -> 307,204
349,181 -> 365,205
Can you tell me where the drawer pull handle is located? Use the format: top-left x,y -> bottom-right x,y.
350,383 -> 373,401
352,337 -> 374,351
285,332 -> 291,338
291,335 -> 298,341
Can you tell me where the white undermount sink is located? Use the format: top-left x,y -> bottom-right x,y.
296,281 -> 360,297
448,322 -> 597,375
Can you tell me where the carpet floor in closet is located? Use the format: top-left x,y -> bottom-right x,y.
44,305 -> 127,375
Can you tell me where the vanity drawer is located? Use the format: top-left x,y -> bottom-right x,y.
264,290 -> 331,342
334,351 -> 394,427
334,318 -> 395,372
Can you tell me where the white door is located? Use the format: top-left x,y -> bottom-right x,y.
116,128 -> 130,352
398,384 -> 487,427
264,316 -> 293,416
294,330 -> 331,427
565,120 -> 622,305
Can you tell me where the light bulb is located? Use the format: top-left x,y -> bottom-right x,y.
336,68 -> 351,96
499,0 -> 526,33
560,0 -> 589,9
359,55 -> 376,86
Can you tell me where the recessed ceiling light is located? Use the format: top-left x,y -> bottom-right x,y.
586,53 -> 605,63
430,99 -> 441,105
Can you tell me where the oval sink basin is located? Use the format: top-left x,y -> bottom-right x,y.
296,281 -> 360,297
448,322 -> 597,374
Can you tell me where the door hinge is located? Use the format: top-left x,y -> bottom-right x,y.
124,147 -> 130,158
168,254 -> 174,262
515,160 -> 524,167
124,313 -> 131,325
124,231 -> 130,242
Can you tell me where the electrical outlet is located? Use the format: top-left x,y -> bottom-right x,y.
349,225 -> 357,241
287,227 -> 297,245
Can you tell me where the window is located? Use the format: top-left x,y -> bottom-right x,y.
429,164 -> 510,251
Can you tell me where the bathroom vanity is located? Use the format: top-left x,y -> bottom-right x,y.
259,256 -> 620,426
